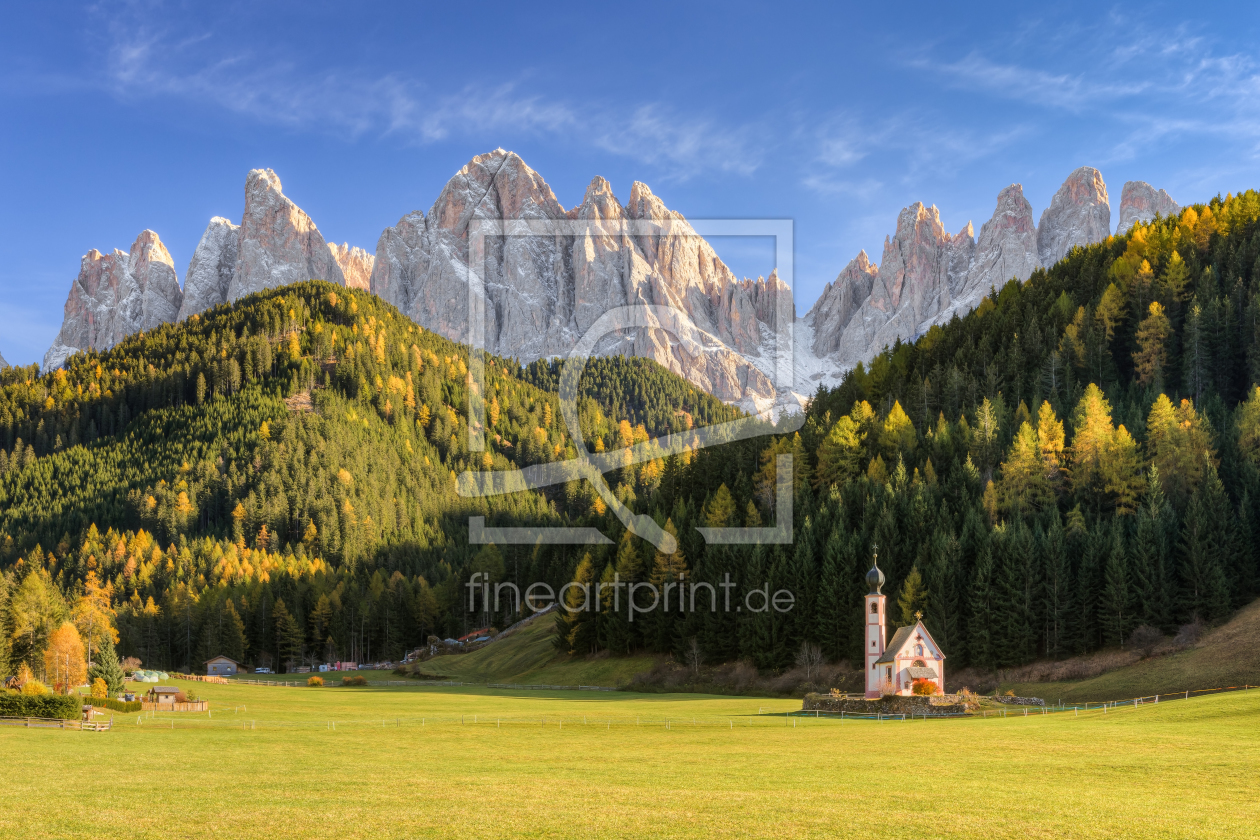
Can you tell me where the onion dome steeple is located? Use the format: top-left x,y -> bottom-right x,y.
867,545 -> 885,595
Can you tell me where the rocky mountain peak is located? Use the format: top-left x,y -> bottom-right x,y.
43,230 -> 183,371
945,221 -> 977,294
806,251 -> 879,356
739,270 -> 794,331
1117,181 -> 1180,234
179,217 -> 239,320
625,181 -> 674,223
953,183 -> 1039,305
368,210 -> 427,317
370,150 -> 778,410
1036,166 -> 1111,267
328,242 -> 374,291
131,229 -> 173,269
429,149 -> 562,233
573,176 -> 625,223
230,168 -> 344,302
870,202 -> 948,313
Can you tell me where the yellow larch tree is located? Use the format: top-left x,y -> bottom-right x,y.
44,622 -> 87,694
72,569 -> 117,666
1133,301 -> 1171,387
998,421 -> 1052,516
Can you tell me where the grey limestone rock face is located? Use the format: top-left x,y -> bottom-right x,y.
43,230 -> 183,371
826,203 -> 960,369
328,242 -> 374,291
178,216 -> 239,320
0,351 -> 7,368
369,149 -> 779,406
807,168 -> 1127,380
228,168 -> 345,302
1116,181 -> 1179,234
806,251 -> 877,357
1036,166 -> 1111,267
181,171 -> 361,321
950,183 -> 1039,312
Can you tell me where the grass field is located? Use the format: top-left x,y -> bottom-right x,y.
413,613 -> 657,686
4,678 -> 1259,838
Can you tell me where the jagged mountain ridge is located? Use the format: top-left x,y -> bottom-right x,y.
37,154 -> 1180,414
42,230 -> 184,371
799,169 -> 1180,391
369,150 -> 783,410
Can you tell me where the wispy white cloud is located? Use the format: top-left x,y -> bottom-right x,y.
801,174 -> 885,200
90,13 -> 765,181
593,104 -> 765,179
885,12 -> 1260,191
923,52 -> 1150,112
802,111 -> 1029,199
914,18 -> 1260,146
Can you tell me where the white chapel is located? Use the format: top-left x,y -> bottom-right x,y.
864,551 -> 946,698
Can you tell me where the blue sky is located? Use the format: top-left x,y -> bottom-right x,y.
3,1 -> 1260,365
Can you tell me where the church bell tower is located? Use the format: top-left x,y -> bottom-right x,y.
864,546 -> 887,699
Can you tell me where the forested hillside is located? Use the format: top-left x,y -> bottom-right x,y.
0,283 -> 729,675
597,191 -> 1260,673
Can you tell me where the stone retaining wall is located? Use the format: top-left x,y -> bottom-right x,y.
990,695 -> 1046,707
802,693 -> 970,716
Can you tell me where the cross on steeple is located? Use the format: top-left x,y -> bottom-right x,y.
914,610 -> 923,621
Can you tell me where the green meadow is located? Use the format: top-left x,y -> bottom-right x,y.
3,679 -> 1258,839
409,614 -> 657,687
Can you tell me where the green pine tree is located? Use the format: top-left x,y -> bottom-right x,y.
896,566 -> 929,628
87,636 -> 125,695
1100,525 -> 1131,647
967,546 -> 995,670
923,528 -> 962,662
1179,461 -> 1231,622
1041,510 -> 1073,659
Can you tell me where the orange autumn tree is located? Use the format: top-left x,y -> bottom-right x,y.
44,622 -> 87,694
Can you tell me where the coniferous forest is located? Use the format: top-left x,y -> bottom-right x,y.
3,192 -> 1260,679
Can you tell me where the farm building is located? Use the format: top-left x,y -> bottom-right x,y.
147,686 -> 182,704
863,551 -> 945,698
205,655 -> 241,676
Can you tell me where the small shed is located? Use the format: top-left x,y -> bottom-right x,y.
205,655 -> 242,677
148,686 -> 182,704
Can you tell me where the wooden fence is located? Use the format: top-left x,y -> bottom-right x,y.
171,673 -> 229,684
140,701 -> 209,712
0,716 -> 112,731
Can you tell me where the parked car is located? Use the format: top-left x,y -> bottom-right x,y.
254,667 -> 272,674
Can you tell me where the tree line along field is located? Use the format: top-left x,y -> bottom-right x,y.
0,681 -> 1256,839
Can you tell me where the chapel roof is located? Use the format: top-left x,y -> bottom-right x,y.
875,627 -> 914,664
875,620 -> 945,664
